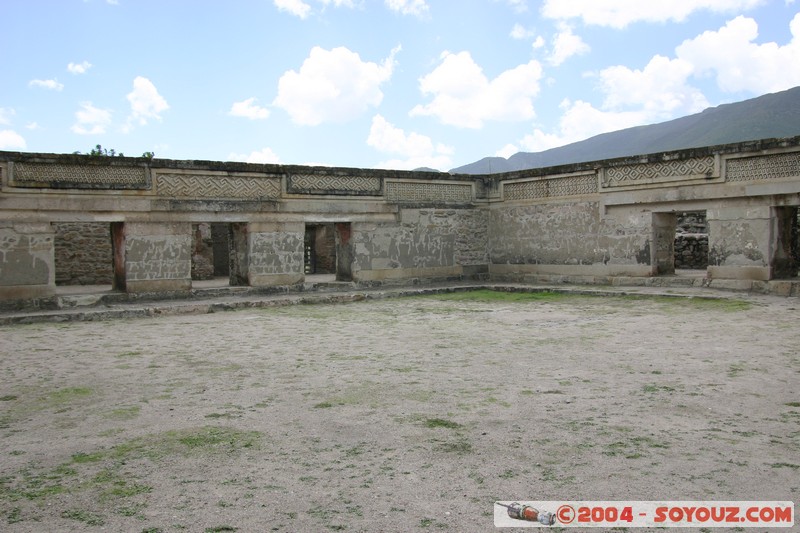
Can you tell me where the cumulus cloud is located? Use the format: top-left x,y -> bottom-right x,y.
541,0 -> 765,28
229,97 -> 270,120
229,147 -> 281,164
274,0 -> 311,18
515,55 -> 708,152
367,114 -> 453,170
518,99 -> 649,152
67,61 -> 92,74
385,0 -> 429,17
676,13 -> 800,93
410,51 -> 543,128
71,102 -> 112,135
547,24 -> 590,66
0,130 -> 26,150
598,55 -> 709,116
125,76 -> 168,131
29,79 -> 64,91
273,46 -> 398,125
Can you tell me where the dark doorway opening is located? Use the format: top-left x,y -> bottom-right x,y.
191,222 -> 233,287
772,206 -> 800,279
674,211 -> 709,273
304,222 -> 353,282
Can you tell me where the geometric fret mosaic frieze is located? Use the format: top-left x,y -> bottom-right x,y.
155,173 -> 281,199
12,162 -> 149,189
725,152 -> 800,182
503,173 -> 598,200
288,174 -> 382,194
603,157 -> 715,187
385,181 -> 474,203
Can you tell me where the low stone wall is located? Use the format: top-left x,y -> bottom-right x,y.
53,222 -> 112,285
674,234 -> 709,269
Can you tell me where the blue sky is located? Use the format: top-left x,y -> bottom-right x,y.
1,0 -> 799,171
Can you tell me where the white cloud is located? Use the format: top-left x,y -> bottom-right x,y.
229,97 -> 270,120
274,0 -> 311,18
67,61 -> 92,74
29,79 -> 64,91
675,13 -> 800,94
26,122 -> 40,130
71,102 -> 112,135
496,143 -> 519,158
367,114 -> 453,170
542,0 -> 765,28
385,0 -> 429,17
547,24 -> 590,66
229,147 -> 281,164
504,0 -> 528,12
273,46 -> 398,125
0,108 -> 14,125
125,76 -> 168,131
410,51 -> 543,128
519,99 -> 649,152
598,55 -> 709,117
510,23 -> 535,39
517,54 -> 708,153
0,130 -> 26,150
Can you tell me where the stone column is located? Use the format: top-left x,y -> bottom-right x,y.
122,222 -> 192,293
707,206 -> 772,280
0,222 -> 55,300
246,221 -> 304,286
651,212 -> 676,276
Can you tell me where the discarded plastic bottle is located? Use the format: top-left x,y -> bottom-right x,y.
497,502 -> 556,525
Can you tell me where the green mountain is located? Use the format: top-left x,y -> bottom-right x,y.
450,86 -> 800,175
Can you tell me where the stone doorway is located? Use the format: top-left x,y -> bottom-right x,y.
772,206 -> 800,279
652,211 -> 709,276
191,223 -> 234,287
304,222 -> 353,282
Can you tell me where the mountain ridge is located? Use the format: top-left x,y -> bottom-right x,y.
449,86 -> 800,175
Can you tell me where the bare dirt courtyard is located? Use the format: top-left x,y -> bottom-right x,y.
1,289 -> 798,532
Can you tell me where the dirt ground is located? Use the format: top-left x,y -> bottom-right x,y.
0,289 -> 798,532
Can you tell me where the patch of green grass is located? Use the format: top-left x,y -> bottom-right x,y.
642,384 -> 677,393
0,395 -> 18,402
313,401 -> 334,409
61,508 -> 105,526
727,363 -> 747,377
46,386 -> 93,404
105,405 -> 141,420
424,289 -> 572,302
769,462 -> 800,469
204,527 -> 237,533
436,437 -> 473,455
784,402 -> 800,407
423,418 -> 461,429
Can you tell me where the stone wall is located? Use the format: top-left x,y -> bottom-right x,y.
2,136 -> 800,300
351,208 -> 488,281
53,222 -> 113,285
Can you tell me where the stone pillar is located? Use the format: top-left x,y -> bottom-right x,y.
651,212 -> 676,275
246,221 -> 304,286
122,222 -> 192,293
0,222 -> 55,300
707,206 -> 772,280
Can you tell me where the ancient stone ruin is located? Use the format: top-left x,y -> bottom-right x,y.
2,136 -> 800,306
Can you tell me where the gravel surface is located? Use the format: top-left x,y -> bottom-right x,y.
1,290 -> 798,532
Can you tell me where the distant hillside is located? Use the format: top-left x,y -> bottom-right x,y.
450,86 -> 800,174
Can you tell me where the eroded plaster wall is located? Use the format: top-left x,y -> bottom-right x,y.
351,208 -> 488,282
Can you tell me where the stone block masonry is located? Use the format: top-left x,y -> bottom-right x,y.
1,136 -> 800,302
